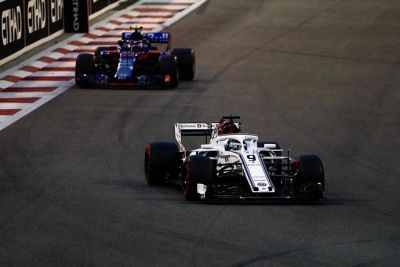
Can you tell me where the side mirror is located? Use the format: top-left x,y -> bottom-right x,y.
264,144 -> 276,149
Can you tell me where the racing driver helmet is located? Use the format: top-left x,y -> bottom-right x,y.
218,119 -> 239,135
130,25 -> 143,40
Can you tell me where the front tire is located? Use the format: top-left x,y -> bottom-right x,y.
144,142 -> 180,185
183,156 -> 213,201
75,54 -> 95,88
295,155 -> 325,199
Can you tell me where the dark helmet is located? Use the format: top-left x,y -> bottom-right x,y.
218,119 -> 239,135
130,25 -> 143,41
131,25 -> 143,33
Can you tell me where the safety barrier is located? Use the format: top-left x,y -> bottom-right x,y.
0,0 -> 122,65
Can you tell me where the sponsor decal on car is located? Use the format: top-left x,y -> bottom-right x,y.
180,124 -> 198,129
247,163 -> 261,166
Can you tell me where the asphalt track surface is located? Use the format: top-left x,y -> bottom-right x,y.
1,0 -> 400,266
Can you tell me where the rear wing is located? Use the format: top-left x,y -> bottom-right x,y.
120,32 -> 172,50
144,32 -> 171,51
144,32 -> 170,44
174,122 -> 242,151
175,123 -> 212,137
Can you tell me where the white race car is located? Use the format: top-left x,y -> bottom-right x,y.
144,116 -> 325,201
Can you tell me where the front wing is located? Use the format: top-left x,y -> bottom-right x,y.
77,73 -> 171,87
196,182 -> 324,201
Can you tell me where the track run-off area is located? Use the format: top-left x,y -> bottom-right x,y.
1,0 -> 400,266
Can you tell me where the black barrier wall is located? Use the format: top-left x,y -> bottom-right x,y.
0,0 -> 64,62
64,0 -> 120,33
1,0 -> 124,62
64,0 -> 89,33
0,0 -> 25,61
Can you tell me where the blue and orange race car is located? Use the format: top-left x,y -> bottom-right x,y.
75,27 -> 195,88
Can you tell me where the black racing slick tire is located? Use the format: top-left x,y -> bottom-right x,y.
183,156 -> 213,201
296,155 -> 325,191
171,48 -> 195,80
75,54 -> 95,88
144,142 -> 180,185
159,54 -> 179,88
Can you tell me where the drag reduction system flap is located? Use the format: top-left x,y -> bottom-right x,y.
121,32 -> 170,42
120,32 -> 171,50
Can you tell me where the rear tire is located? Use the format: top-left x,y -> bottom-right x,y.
75,54 -> 95,88
171,48 -> 195,80
159,54 -> 179,88
144,142 -> 180,185
183,156 -> 213,201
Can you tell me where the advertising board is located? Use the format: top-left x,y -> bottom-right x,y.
64,0 -> 89,33
0,0 -> 123,62
0,0 -> 25,61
